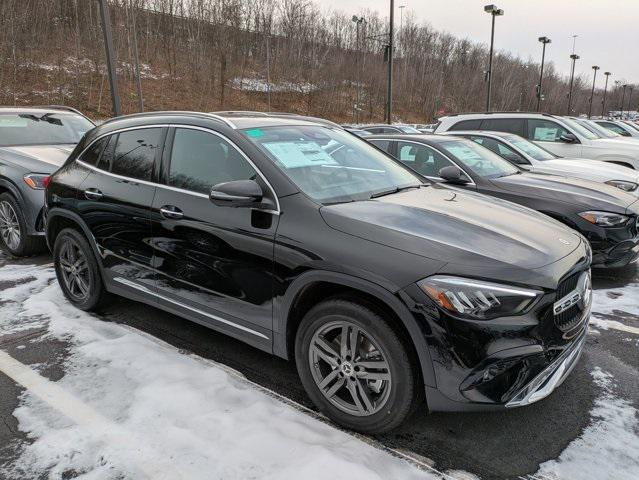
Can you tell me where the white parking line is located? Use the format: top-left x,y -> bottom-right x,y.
0,349 -> 186,480
590,318 -> 639,336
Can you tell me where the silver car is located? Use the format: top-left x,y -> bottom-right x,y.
443,130 -> 639,193
0,106 -> 94,256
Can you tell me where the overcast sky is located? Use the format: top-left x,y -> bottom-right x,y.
317,0 -> 638,85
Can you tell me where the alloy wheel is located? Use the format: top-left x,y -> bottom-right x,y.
0,200 -> 21,251
308,320 -> 392,417
58,237 -> 91,300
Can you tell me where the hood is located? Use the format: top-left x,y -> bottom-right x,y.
0,145 -> 74,173
492,172 -> 637,211
320,184 -> 581,270
531,159 -> 639,184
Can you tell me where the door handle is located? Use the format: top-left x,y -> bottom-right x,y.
160,205 -> 184,219
84,188 -> 103,200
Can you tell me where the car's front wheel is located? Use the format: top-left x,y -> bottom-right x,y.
0,192 -> 44,257
53,227 -> 108,311
295,299 -> 420,434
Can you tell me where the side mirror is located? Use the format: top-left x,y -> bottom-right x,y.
210,179 -> 263,207
439,166 -> 471,185
559,133 -> 578,143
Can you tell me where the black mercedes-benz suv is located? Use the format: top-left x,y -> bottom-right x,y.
45,111 -> 592,433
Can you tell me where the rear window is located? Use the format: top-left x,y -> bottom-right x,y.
480,118 -> 525,136
0,112 -> 93,147
449,119 -> 481,131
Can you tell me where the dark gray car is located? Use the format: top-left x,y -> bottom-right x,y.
0,107 -> 94,256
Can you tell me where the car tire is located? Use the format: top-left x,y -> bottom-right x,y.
53,227 -> 108,311
295,298 -> 420,434
0,192 -> 45,257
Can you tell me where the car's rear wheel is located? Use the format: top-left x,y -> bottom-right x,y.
53,228 -> 108,311
295,298 -> 420,434
0,193 -> 44,257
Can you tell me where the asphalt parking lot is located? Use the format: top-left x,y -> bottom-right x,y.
0,252 -> 637,480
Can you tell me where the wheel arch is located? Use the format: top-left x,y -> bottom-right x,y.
273,270 -> 436,388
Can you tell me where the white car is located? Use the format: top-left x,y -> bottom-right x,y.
567,116 -> 639,143
594,119 -> 639,138
435,112 -> 639,170
442,130 -> 639,193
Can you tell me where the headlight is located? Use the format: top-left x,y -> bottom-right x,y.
578,211 -> 629,227
605,180 -> 638,192
23,173 -> 51,190
418,276 -> 542,320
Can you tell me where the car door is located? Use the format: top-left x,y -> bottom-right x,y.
149,126 -> 278,347
525,118 -> 583,157
78,127 -> 164,291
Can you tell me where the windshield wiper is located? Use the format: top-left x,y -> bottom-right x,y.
369,184 -> 422,199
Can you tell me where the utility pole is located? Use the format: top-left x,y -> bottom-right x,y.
566,53 -> 579,114
536,37 -> 551,112
385,0 -> 394,124
129,0 -> 143,112
627,86 -> 634,115
621,84 -> 628,119
98,0 -> 121,116
484,5 -> 504,112
265,33 -> 271,110
352,16 -> 365,124
601,72 -> 611,117
587,66 -> 600,118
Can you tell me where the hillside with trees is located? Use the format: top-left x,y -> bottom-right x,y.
0,0 -> 635,121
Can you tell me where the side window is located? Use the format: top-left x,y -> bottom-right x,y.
96,134 -> 116,171
368,139 -> 390,152
600,122 -> 628,136
470,136 -> 529,165
527,119 -> 570,142
79,137 -> 108,166
366,128 -> 382,134
449,119 -> 481,131
168,128 -> 257,194
480,118 -> 525,136
111,128 -> 162,181
397,141 -> 454,177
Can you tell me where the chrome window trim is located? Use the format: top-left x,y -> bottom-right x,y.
113,277 -> 269,340
373,137 -> 477,186
74,123 -> 281,215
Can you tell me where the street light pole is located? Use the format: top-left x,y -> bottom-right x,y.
566,53 -> 579,114
385,0 -> 394,124
601,71 -> 611,117
352,15 -> 365,124
97,0 -> 121,116
588,65 -> 600,118
621,84 -> 628,119
627,86 -> 635,116
536,36 -> 551,112
484,5 -> 504,112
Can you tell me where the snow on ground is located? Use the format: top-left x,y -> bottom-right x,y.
534,369 -> 639,480
230,76 -> 318,93
0,264 -> 438,480
590,283 -> 639,336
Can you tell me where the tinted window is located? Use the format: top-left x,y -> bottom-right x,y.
469,136 -> 529,165
368,139 -> 391,152
169,128 -> 257,194
80,137 -> 108,165
436,139 -> 519,178
480,118 -> 525,136
365,128 -> 383,134
241,126 -> 421,204
0,112 -> 93,147
526,119 -> 570,142
397,141 -> 455,177
111,128 -> 162,181
597,122 -> 627,135
504,135 -> 556,161
449,119 -> 481,131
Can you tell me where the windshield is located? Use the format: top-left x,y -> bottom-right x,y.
560,117 -> 600,140
241,126 -> 423,203
0,112 -> 93,147
398,126 -> 421,134
622,120 -> 639,132
504,134 -> 557,161
576,118 -> 620,138
436,139 -> 520,178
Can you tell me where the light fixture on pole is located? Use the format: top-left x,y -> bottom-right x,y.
484,4 -> 504,112
588,65 -> 600,118
601,72 -> 612,117
535,36 -> 551,112
352,15 -> 365,124
566,53 -> 579,114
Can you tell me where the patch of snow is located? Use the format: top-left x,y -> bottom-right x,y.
535,368 -> 639,480
592,283 -> 639,316
0,264 -> 437,480
231,76 -> 318,93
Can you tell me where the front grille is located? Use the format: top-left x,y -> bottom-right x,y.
554,272 -> 586,333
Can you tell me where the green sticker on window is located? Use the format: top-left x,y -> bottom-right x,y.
245,128 -> 263,138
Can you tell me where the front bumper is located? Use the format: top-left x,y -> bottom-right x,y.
584,216 -> 639,268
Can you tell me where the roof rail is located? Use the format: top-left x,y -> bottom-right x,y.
211,110 -> 342,129
444,111 -> 555,118
213,110 -> 270,117
98,111 -> 237,129
31,105 -> 94,123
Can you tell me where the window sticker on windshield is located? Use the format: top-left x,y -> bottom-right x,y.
533,127 -> 558,141
445,145 -> 482,162
263,141 -> 338,168
245,128 -> 264,138
0,117 -> 28,127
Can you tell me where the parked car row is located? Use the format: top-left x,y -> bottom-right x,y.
1,107 -> 636,435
